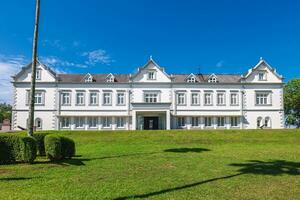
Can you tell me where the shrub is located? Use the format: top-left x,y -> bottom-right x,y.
45,135 -> 75,161
0,135 -> 37,164
33,132 -> 49,156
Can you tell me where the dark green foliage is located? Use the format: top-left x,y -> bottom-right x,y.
45,135 -> 75,161
0,103 -> 12,122
284,78 -> 300,127
0,135 -> 37,164
33,132 -> 49,156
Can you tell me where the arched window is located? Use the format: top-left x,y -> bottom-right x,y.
264,117 -> 271,128
257,117 -> 262,128
35,118 -> 42,130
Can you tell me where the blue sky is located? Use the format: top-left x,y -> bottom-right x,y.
0,0 -> 300,102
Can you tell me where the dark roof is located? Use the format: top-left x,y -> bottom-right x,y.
57,73 -> 241,83
57,74 -> 130,83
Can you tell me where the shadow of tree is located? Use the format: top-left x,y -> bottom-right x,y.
164,148 -> 210,153
0,177 -> 38,181
114,160 -> 300,200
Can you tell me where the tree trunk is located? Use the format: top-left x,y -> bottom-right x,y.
28,0 -> 41,136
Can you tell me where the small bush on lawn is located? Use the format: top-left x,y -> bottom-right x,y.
0,135 -> 37,164
45,134 -> 75,161
33,132 -> 49,156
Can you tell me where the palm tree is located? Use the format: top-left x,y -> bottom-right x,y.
28,0 -> 41,136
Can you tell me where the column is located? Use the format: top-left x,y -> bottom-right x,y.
166,110 -> 171,130
132,110 -> 136,130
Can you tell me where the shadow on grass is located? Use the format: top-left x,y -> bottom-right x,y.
114,160 -> 300,200
0,177 -> 38,181
164,148 -> 210,153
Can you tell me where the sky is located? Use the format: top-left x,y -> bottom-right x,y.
0,0 -> 300,103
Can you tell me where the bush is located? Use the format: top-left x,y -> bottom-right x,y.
45,135 -> 75,161
33,132 -> 49,156
0,135 -> 37,164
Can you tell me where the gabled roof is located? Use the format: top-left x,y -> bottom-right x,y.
12,59 -> 57,80
242,58 -> 283,79
185,73 -> 200,82
172,74 -> 241,83
82,73 -> 94,82
57,74 -> 130,83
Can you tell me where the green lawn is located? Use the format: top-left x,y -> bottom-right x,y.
1,130 -> 300,200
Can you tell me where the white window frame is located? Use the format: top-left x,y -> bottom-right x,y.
61,92 -> 71,106
256,92 -> 271,105
106,76 -> 115,82
88,117 -> 98,128
230,116 -> 239,127
102,117 -> 112,128
192,117 -> 200,127
258,71 -> 267,81
27,91 -> 45,105
89,92 -> 98,105
75,117 -> 85,129
35,118 -> 42,129
147,71 -> 156,80
217,117 -> 225,127
144,93 -> 159,103
187,76 -> 196,83
204,93 -> 213,106
217,93 -> 225,106
230,93 -> 239,106
208,76 -> 217,83
204,117 -> 212,127
116,117 -> 125,128
76,92 -> 85,106
177,117 -> 185,127
117,93 -> 125,105
61,117 -> 70,128
177,93 -> 186,105
36,69 -> 41,80
103,92 -> 112,105
191,93 -> 200,105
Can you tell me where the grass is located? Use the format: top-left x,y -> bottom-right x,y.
0,129 -> 300,200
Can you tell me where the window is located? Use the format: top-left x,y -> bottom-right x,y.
191,93 -> 200,105
192,117 -> 200,127
75,117 -> 85,128
256,93 -> 270,105
103,93 -> 112,105
90,92 -> 98,105
217,93 -> 225,105
177,93 -> 186,105
76,92 -> 85,105
258,71 -> 267,81
107,75 -> 114,82
36,69 -> 41,80
177,117 -> 185,127
117,93 -> 125,105
35,118 -> 42,129
88,117 -> 98,128
204,117 -> 212,127
230,93 -> 239,105
217,117 -> 225,127
85,74 -> 93,83
61,92 -> 71,105
144,93 -> 158,103
208,75 -> 217,83
187,76 -> 196,83
148,71 -> 156,80
264,117 -> 271,128
230,117 -> 238,127
116,117 -> 125,128
204,93 -> 212,105
257,117 -> 262,128
103,117 -> 112,128
34,92 -> 43,105
61,117 -> 70,128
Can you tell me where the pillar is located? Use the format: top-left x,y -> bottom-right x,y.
166,110 -> 171,130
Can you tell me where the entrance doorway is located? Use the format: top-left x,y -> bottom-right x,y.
144,117 -> 159,130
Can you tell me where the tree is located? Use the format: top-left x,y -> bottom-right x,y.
0,103 -> 12,122
284,78 -> 300,128
28,0 -> 41,136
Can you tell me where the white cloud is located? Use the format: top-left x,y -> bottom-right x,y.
40,56 -> 88,70
82,49 -> 114,65
0,54 -> 28,103
216,60 -> 224,68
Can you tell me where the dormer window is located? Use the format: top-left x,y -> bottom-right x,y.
186,74 -> 196,83
258,71 -> 267,81
36,69 -> 41,80
208,74 -> 218,83
148,71 -> 156,80
106,74 -> 115,82
84,74 -> 93,83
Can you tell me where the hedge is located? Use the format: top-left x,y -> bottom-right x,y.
45,135 -> 75,161
0,135 -> 37,164
33,132 -> 49,156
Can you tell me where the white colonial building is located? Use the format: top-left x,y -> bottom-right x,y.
11,57 -> 284,131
